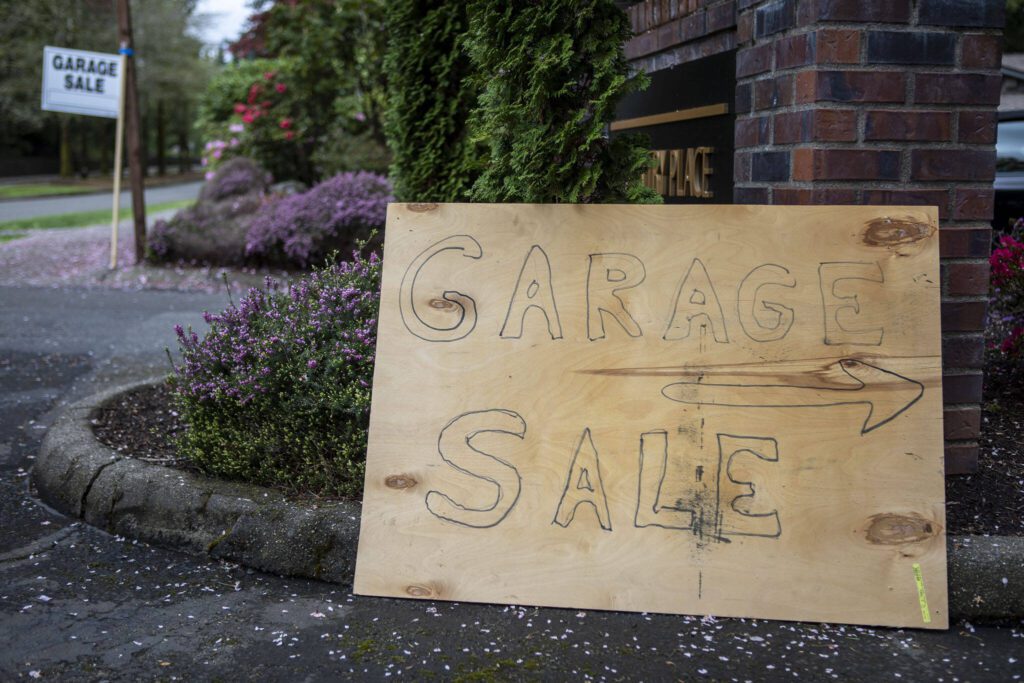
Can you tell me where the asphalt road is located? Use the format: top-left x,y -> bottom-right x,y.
1,284 -> 1022,681
0,181 -> 203,222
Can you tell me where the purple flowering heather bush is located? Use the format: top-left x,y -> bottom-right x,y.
170,251 -> 380,497
245,171 -> 392,268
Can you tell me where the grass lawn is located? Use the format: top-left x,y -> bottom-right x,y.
0,199 -> 193,233
0,184 -> 96,200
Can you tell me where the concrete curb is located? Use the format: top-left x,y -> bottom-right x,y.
32,378 -> 361,585
32,380 -> 1024,621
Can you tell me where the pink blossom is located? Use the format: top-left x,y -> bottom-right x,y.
275,83 -> 287,94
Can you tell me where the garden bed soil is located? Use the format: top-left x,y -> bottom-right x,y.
93,372 -> 1024,537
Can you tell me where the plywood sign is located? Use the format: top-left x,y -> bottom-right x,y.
354,203 -> 947,629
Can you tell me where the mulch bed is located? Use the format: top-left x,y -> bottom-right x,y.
92,366 -> 1024,536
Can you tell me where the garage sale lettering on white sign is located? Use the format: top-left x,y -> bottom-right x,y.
41,46 -> 122,119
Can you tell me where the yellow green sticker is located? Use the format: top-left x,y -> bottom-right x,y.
912,562 -> 931,624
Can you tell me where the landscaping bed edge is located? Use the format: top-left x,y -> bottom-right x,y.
33,377 -> 361,586
31,378 -> 1024,621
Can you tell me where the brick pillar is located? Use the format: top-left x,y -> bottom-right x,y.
732,0 -> 1004,474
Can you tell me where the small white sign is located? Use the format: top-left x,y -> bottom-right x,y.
41,45 -> 122,119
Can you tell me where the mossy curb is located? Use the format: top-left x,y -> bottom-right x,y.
31,379 -> 1024,620
32,377 -> 361,585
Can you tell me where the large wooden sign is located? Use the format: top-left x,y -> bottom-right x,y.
354,203 -> 947,629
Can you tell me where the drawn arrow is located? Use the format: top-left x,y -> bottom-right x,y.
659,359 -> 924,435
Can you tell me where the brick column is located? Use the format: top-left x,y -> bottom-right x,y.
730,0 -> 1004,474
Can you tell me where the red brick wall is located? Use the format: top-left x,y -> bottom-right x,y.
625,0 -> 1005,474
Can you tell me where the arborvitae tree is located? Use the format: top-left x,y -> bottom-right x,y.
384,1 -> 480,202
465,0 -> 659,204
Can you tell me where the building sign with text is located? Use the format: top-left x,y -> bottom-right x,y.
612,51 -> 735,203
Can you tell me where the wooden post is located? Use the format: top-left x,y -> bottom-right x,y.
109,48 -> 128,270
116,0 -> 147,263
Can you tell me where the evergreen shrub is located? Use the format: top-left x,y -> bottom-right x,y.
465,0 -> 659,204
384,0 -> 480,201
170,253 -> 381,498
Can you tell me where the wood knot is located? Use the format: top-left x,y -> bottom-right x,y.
428,298 -> 457,311
408,203 -> 438,213
406,584 -> 433,597
865,513 -> 938,545
385,474 -> 417,490
862,217 -> 935,248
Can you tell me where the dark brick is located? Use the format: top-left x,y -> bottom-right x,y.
773,188 -> 858,204
776,33 -> 813,70
815,28 -> 861,64
734,150 -> 751,183
737,43 -> 773,77
941,301 -> 988,332
737,11 -> 753,43
815,0 -> 911,23
755,0 -> 795,38
961,34 -> 1002,68
958,110 -> 998,144
919,0 -> 1005,28
864,110 -> 952,142
706,1 -> 736,33
915,73 -> 1002,105
942,371 -> 985,403
734,186 -> 770,204
911,150 -> 995,182
805,71 -> 905,103
735,82 -> 753,113
625,33 -> 656,59
681,9 -> 706,41
656,19 -> 678,50
939,226 -> 992,258
945,260 -> 991,296
942,333 -> 986,368
953,188 -> 995,221
809,109 -> 857,142
773,111 -> 806,144
862,189 -> 950,220
945,443 -> 979,475
701,30 -> 737,57
793,149 -> 900,181
774,109 -> 856,143
754,74 -> 794,110
866,30 -> 956,65
735,115 -> 770,147
751,151 -> 791,181
944,406 -> 982,440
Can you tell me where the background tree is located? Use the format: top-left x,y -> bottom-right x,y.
465,0 -> 659,204
217,0 -> 389,182
0,0 -> 209,179
383,0 -> 481,202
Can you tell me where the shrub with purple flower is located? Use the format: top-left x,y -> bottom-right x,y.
169,251 -> 381,497
245,171 -> 392,268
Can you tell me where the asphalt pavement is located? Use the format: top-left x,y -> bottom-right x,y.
0,181 -> 203,222
1,284 -> 1022,681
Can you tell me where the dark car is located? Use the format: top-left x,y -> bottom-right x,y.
994,110 -> 1024,233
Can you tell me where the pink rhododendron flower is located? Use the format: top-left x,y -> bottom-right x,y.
233,103 -> 246,114
275,83 -> 286,93
279,118 -> 293,130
